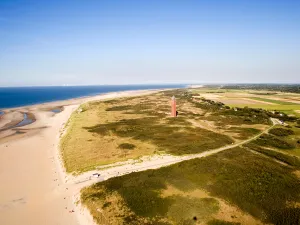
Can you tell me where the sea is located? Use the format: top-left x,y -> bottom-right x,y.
0,84 -> 185,109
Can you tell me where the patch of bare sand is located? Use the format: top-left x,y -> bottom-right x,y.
161,185 -> 263,225
293,170 -> 300,179
188,119 -> 221,134
0,111 -> 23,130
200,93 -> 221,100
181,102 -> 205,115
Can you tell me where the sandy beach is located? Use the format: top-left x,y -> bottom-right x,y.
0,89 -> 158,225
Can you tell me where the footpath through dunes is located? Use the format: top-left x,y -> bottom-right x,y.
61,89 -> 274,174
69,117 -> 278,186
81,145 -> 300,225
62,113 -> 277,225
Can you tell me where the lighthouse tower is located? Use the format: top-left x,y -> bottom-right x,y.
171,96 -> 176,117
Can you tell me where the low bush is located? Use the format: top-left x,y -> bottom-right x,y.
208,220 -> 241,225
244,143 -> 300,168
269,127 -> 294,136
227,127 -> 260,140
252,134 -> 295,149
118,143 -> 136,150
106,105 -> 133,111
81,147 -> 300,224
85,117 -> 233,155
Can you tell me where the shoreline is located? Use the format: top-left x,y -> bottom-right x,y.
0,88 -> 165,225
0,86 -> 183,111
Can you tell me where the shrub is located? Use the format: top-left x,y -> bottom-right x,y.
82,147 -> 300,224
244,143 -> 300,168
252,134 -> 295,149
85,117 -> 233,155
208,220 -> 241,225
118,143 -> 136,150
106,105 -> 133,111
269,128 -> 294,136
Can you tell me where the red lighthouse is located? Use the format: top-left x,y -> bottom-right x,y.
171,96 -> 176,117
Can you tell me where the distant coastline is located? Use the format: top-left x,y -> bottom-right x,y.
0,84 -> 185,109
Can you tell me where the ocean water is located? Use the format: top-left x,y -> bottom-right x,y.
0,85 -> 185,109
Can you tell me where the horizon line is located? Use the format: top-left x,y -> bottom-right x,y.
0,82 -> 300,88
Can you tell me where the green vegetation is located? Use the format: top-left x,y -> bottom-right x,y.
85,117 -> 233,155
269,127 -> 295,136
118,143 -> 136,150
219,84 -> 300,94
249,92 -> 277,95
250,97 -> 297,105
62,89 -> 271,173
244,143 -> 300,168
207,220 -> 241,225
227,127 -> 260,140
251,133 -> 295,149
81,147 -> 300,224
63,87 -> 300,225
227,104 -> 300,117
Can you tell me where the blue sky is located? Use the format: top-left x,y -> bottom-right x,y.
0,0 -> 299,86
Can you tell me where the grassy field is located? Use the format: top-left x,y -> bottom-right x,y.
227,104 -> 300,117
81,147 -> 300,225
249,97 -> 298,105
61,89 -> 270,173
190,88 -> 300,116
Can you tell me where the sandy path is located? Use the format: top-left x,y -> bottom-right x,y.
68,118 -> 279,195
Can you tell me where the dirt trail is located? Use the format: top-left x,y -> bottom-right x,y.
68,118 -> 280,190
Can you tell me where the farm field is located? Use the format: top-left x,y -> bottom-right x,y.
191,88 -> 300,116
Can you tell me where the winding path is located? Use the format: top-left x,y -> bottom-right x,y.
67,118 -> 280,191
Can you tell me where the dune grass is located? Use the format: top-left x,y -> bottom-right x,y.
269,127 -> 295,136
61,89 -> 271,173
84,116 -> 233,155
246,121 -> 300,158
244,143 -> 300,168
208,220 -> 241,225
81,147 -> 300,225
251,133 -> 295,149
226,127 -> 260,140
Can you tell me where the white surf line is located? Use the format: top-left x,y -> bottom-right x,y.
69,118 -> 280,188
